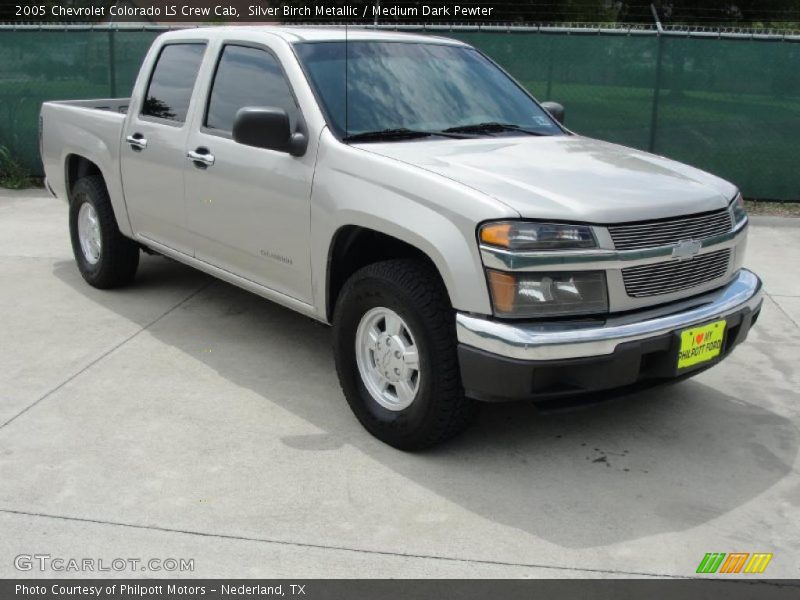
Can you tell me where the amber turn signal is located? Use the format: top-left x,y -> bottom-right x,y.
486,270 -> 517,313
479,223 -> 512,248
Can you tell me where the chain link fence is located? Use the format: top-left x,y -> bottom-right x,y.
1,24 -> 798,200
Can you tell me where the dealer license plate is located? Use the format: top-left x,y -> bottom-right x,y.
677,320 -> 726,369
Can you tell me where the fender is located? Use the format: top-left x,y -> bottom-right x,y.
310,130 -> 517,320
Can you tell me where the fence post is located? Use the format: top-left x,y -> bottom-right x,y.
545,36 -> 554,99
648,4 -> 663,153
648,34 -> 663,153
108,27 -> 117,98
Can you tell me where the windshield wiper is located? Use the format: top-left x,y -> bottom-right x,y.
441,122 -> 547,136
343,128 -> 435,142
343,128 -> 467,142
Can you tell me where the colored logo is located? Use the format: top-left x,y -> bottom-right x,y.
696,552 -> 773,574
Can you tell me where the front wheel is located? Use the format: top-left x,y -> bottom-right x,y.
333,259 -> 477,450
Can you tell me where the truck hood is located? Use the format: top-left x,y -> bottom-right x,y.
360,135 -> 738,223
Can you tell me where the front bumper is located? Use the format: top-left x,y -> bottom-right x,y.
456,269 -> 762,401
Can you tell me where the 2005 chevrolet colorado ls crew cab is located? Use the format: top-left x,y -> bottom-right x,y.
41,27 -> 762,449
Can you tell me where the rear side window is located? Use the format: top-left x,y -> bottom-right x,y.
206,45 -> 298,133
142,43 -> 206,123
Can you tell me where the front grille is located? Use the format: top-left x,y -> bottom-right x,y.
622,249 -> 731,298
609,209 -> 733,250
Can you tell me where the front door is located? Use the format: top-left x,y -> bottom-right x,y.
183,43 -> 314,303
121,42 -> 206,255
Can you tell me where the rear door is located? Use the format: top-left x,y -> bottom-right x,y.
183,41 -> 314,303
121,42 -> 206,255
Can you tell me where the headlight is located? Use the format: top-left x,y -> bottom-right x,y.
480,221 -> 596,251
486,270 -> 608,318
730,192 -> 747,225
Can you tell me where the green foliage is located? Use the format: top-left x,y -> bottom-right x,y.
0,145 -> 33,190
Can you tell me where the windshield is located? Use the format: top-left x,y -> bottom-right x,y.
294,41 -> 563,141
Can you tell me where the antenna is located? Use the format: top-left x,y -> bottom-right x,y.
345,22 -> 349,137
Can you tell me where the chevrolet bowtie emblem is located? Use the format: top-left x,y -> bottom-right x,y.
672,239 -> 703,260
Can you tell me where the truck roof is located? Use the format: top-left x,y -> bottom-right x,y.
159,26 -> 466,46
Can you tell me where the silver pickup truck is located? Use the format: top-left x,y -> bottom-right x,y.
40,27 -> 762,449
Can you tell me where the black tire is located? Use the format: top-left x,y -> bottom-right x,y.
333,259 -> 477,450
69,175 -> 139,289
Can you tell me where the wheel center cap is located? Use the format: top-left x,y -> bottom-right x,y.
374,334 -> 407,383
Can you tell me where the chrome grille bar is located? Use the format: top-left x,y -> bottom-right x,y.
622,249 -> 732,297
609,209 -> 733,250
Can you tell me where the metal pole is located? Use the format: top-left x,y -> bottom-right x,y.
650,3 -> 664,34
545,38 -> 554,100
108,26 -> 117,98
648,4 -> 663,153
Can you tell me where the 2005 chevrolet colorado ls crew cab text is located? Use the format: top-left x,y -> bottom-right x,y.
40,27 -> 763,449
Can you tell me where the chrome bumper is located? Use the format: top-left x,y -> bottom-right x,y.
456,269 -> 762,361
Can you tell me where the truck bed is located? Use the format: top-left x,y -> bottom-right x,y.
40,97 -> 133,235
47,98 -> 131,114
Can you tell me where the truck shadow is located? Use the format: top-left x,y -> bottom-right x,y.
52,255 -> 798,549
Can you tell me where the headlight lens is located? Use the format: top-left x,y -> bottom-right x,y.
730,192 -> 747,225
480,221 -> 596,251
486,270 -> 608,318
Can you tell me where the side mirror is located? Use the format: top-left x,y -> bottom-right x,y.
232,107 -> 308,157
541,101 -> 565,125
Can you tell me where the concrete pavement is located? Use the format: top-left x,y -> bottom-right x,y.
0,190 -> 798,579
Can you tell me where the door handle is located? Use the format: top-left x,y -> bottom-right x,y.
187,149 -> 215,167
125,134 -> 147,149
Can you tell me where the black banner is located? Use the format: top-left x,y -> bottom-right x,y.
3,579 -> 800,600
0,1 -> 636,25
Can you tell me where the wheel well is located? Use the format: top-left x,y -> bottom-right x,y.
65,155 -> 103,201
327,226 -> 446,320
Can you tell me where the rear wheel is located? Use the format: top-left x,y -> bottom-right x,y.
69,175 -> 139,289
333,259 -> 477,450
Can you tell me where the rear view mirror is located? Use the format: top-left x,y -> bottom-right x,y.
232,107 -> 308,156
541,101 -> 565,125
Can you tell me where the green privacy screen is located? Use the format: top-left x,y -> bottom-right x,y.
0,28 -> 159,182
1,27 -> 798,200
450,31 -> 800,201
